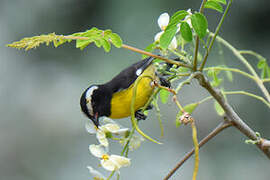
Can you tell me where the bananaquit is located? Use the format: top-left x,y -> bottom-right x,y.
80,56 -> 158,127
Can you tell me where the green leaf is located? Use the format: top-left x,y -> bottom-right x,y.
159,89 -> 170,104
170,10 -> 189,27
257,59 -> 266,69
175,102 -> 199,128
205,1 -> 223,13
103,29 -> 112,37
101,39 -> 111,52
160,25 -> 178,49
53,38 -> 68,48
180,22 -> 193,42
261,65 -> 268,79
109,33 -> 123,48
214,101 -> 225,116
208,69 -> 222,87
212,0 -> 227,5
184,103 -> 199,114
191,13 -> 208,39
142,42 -> 156,59
94,39 -> 102,48
76,39 -> 93,50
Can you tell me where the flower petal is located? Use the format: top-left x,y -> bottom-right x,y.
101,159 -> 116,171
101,123 -> 120,133
129,135 -> 144,151
101,117 -> 117,125
184,9 -> 193,28
169,36 -> 178,50
110,155 -> 131,169
87,166 -> 106,180
96,130 -> 109,147
85,121 -> 97,134
89,144 -> 107,158
100,155 -> 130,171
113,128 -> 129,136
154,31 -> 164,42
158,13 -> 170,30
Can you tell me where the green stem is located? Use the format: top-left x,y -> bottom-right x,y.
263,78 -> 270,83
239,50 -> 266,61
198,96 -> 213,104
175,73 -> 197,93
199,0 -> 232,71
204,67 -> 256,81
224,91 -> 270,109
193,0 -> 208,71
198,90 -> 270,109
131,75 -> 162,144
107,171 -> 115,180
215,35 -> 270,103
169,49 -> 191,64
121,127 -> 135,156
191,121 -> 199,180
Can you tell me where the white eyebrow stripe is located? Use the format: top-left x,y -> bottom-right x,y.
86,86 -> 98,116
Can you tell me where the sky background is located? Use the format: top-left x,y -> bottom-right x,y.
1,0 -> 270,180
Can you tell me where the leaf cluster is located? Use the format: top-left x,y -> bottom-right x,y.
7,28 -> 122,52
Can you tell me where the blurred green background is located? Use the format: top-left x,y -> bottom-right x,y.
1,0 -> 270,179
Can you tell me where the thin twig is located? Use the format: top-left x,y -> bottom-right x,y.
121,44 -> 192,68
199,0 -> 232,71
163,120 -> 232,180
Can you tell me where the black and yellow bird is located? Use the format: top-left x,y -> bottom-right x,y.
80,57 -> 166,127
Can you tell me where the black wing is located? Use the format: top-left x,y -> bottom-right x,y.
105,56 -> 155,93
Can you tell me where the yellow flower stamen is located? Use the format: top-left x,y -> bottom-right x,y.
101,154 -> 109,161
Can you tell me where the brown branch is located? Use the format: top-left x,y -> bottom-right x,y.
121,44 -> 192,69
261,139 -> 270,149
194,72 -> 270,158
164,119 -> 232,180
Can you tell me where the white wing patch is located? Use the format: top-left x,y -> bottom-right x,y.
136,68 -> 143,76
86,86 -> 98,116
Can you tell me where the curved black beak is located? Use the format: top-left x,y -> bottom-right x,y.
91,112 -> 100,128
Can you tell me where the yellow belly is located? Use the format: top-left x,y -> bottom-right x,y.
109,65 -> 156,119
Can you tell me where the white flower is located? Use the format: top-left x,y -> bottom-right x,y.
87,166 -> 106,180
85,118 -> 129,147
155,12 -> 178,50
184,9 -> 193,27
129,135 -> 145,151
120,134 -> 145,151
89,144 -> 131,172
158,13 -> 170,31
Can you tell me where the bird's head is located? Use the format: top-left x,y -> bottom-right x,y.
80,85 -> 100,127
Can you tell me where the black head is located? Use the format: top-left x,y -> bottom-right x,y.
80,85 -> 100,127
80,85 -> 112,127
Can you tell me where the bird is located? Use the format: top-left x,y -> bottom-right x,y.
80,56 -> 168,127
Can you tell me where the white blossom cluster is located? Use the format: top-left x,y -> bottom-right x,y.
154,9 -> 193,50
86,117 -> 144,179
